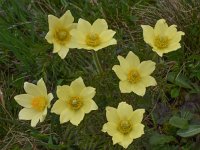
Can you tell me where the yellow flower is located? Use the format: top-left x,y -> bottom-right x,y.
14,78 -> 53,127
51,77 -> 98,126
141,19 -> 185,57
112,51 -> 157,96
45,10 -> 77,59
102,102 -> 145,149
70,18 -> 117,51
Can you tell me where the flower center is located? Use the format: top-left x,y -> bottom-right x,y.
55,29 -> 71,44
31,96 -> 47,112
154,36 -> 169,49
127,70 -> 141,84
118,120 -> 132,134
69,96 -> 82,110
86,33 -> 100,47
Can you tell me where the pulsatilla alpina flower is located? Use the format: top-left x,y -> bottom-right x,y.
102,102 -> 145,149
45,10 -> 76,59
112,51 -> 157,96
70,18 -> 117,51
141,19 -> 185,57
51,77 -> 98,126
14,78 -> 53,127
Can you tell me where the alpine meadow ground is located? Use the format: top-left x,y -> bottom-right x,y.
0,0 -> 200,150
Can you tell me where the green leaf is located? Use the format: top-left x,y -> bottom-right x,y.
170,87 -> 180,98
167,72 -> 193,89
149,133 -> 176,145
177,125 -> 200,137
169,116 -> 188,129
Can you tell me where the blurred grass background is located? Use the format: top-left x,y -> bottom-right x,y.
0,0 -> 200,149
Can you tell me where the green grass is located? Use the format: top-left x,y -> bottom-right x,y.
0,0 -> 200,149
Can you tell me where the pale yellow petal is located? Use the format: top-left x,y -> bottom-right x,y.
53,43 -> 61,53
138,60 -> 156,76
31,114 -> 41,127
152,49 -> 164,57
119,80 -> 132,93
80,87 -> 96,99
77,18 -> 91,34
165,43 -> 181,53
112,132 -> 124,145
58,48 -> 69,59
67,39 -> 79,48
125,51 -> 140,67
37,78 -> 47,96
60,108 -> 73,124
99,30 -> 116,42
106,106 -> 120,123
37,109 -> 47,123
109,39 -> 117,45
130,109 -> 145,124
51,100 -> 67,114
85,45 -> 96,50
129,124 -> 144,139
131,83 -> 146,96
39,113 -> 46,122
60,10 -> 74,25
165,25 -> 177,37
70,110 -> 85,126
170,31 -> 185,43
112,65 -> 127,80
141,76 -> 157,87
56,85 -> 71,100
19,108 -> 39,120
24,82 -> 43,96
117,102 -> 133,119
47,93 -> 53,108
42,108 -> 47,117
117,55 -> 131,72
154,19 -> 168,35
45,32 -> 53,43
70,77 -> 85,95
14,94 -> 33,108
93,39 -> 116,51
48,93 -> 54,103
102,122 -> 118,136
70,30 -> 85,45
91,19 -> 108,34
141,25 -> 154,45
48,15 -> 59,30
118,135 -> 133,149
68,23 -> 77,31
82,99 -> 98,113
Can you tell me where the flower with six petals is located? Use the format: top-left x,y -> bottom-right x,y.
51,77 -> 98,126
141,19 -> 185,57
102,102 -> 145,149
112,51 -> 157,96
70,18 -> 117,51
14,78 -> 53,127
45,10 -> 77,59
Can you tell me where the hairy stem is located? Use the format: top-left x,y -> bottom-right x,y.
92,51 -> 103,74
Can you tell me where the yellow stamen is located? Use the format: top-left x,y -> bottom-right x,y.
86,33 -> 100,47
127,70 -> 141,84
118,120 -> 132,134
154,36 -> 169,49
55,29 -> 71,44
68,96 -> 82,110
31,96 -> 47,111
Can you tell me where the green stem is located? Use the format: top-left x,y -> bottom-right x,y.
150,113 -> 157,128
92,51 -> 103,74
152,53 -> 159,62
